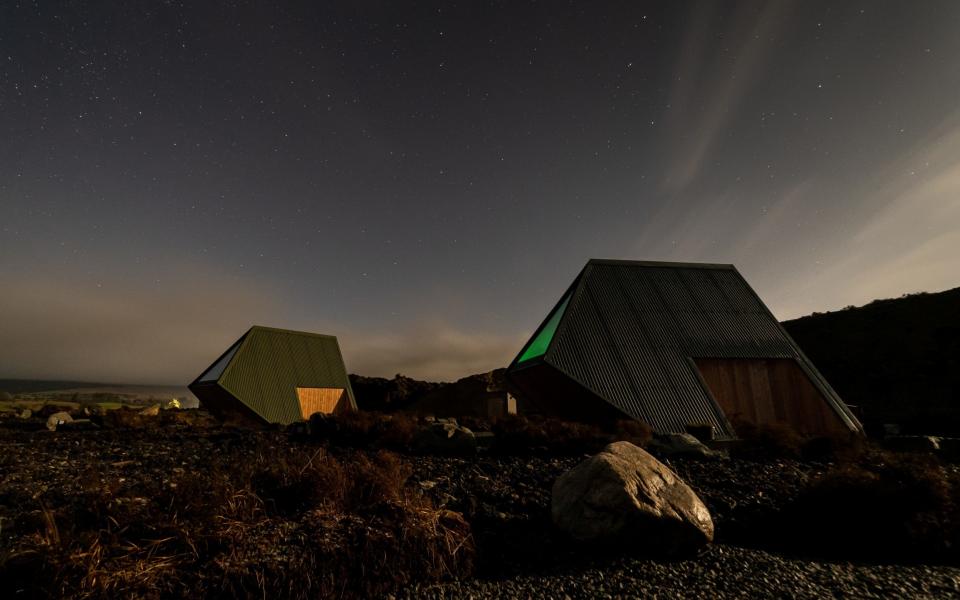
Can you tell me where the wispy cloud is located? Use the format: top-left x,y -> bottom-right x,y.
662,1 -> 797,193
749,113 -> 960,319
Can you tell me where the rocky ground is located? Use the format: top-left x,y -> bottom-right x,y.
401,545 -> 960,599
403,454 -> 960,598
1,418 -> 959,598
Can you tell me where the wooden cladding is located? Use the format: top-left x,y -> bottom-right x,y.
694,357 -> 849,436
295,387 -> 350,419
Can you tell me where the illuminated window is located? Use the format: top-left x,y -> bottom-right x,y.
517,293 -> 571,363
296,387 -> 349,418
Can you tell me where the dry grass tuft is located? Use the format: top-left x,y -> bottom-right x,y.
491,415 -> 614,455
613,419 -> 653,447
0,444 -> 473,599
729,420 -> 868,463
782,449 -> 960,560
729,421 -> 806,460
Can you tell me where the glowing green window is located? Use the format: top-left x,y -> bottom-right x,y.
517,294 -> 571,363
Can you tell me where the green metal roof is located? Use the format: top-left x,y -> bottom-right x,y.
189,326 -> 356,424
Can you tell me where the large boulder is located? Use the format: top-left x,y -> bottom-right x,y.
552,441 -> 713,556
413,422 -> 477,455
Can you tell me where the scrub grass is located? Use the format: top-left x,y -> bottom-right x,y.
0,444 -> 474,599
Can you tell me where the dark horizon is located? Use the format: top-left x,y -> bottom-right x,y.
3,1 -> 960,383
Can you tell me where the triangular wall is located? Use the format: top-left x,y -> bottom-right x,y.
197,337 -> 244,382
516,292 -> 572,364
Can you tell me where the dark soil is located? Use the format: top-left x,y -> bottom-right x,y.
2,414 -> 959,598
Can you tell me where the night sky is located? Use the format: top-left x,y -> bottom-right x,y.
3,1 -> 960,384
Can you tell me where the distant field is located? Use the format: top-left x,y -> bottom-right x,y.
0,379 -> 199,408
0,400 -> 131,412
39,384 -> 194,399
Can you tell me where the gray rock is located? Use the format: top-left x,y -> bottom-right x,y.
649,433 -> 718,459
552,441 -> 714,556
46,411 -> 73,431
413,422 -> 477,455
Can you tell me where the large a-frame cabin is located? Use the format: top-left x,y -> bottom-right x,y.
506,259 -> 862,440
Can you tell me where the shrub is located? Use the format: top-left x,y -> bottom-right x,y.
309,410 -> 380,445
729,421 -> 805,460
800,432 -> 867,463
372,414 -> 420,450
458,415 -> 494,433
613,419 -> 653,448
782,450 -> 959,559
491,415 -> 609,455
308,411 -> 425,451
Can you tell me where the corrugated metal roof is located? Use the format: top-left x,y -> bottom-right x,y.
509,259 -> 861,439
190,326 -> 356,424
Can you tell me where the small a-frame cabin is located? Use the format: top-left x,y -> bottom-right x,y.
189,326 -> 356,424
506,259 -> 863,440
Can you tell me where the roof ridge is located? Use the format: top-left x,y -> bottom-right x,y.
587,258 -> 736,270
248,325 -> 339,340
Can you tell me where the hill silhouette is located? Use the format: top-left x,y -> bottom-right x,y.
783,288 -> 960,436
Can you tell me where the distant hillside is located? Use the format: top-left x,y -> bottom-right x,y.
348,374 -> 442,412
406,369 -> 509,418
783,287 -> 960,435
349,370 -> 510,419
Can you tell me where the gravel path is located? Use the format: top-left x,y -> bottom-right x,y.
401,545 -> 960,599
400,453 -> 960,599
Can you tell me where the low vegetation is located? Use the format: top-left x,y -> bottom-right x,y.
722,421 -> 960,561
729,421 -> 866,463
0,441 -> 473,598
4,405 -> 960,599
777,449 -> 960,561
305,411 -> 652,455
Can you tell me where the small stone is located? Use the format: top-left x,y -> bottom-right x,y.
46,411 -> 73,431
